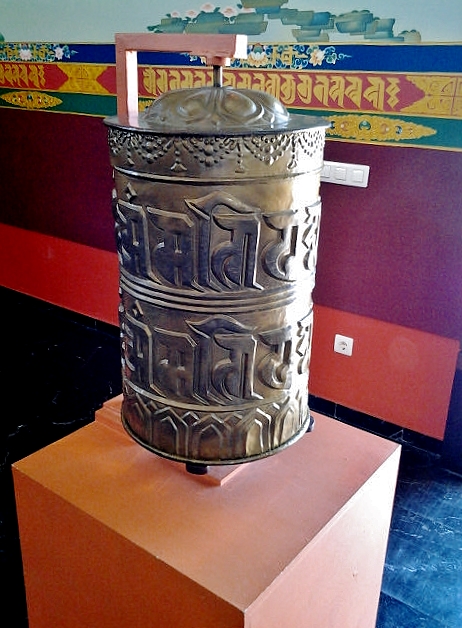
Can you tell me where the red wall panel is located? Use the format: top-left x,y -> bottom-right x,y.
310,305 -> 459,440
0,223 -> 119,325
0,223 -> 457,438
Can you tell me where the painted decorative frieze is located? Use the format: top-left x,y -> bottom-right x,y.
0,39 -> 461,151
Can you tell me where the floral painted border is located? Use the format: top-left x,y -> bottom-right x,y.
234,43 -> 350,69
0,41 -> 349,70
0,42 -> 77,63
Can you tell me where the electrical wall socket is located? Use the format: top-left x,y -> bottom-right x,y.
334,334 -> 354,356
321,161 -> 370,188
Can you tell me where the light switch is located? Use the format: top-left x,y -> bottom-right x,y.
334,167 -> 347,181
322,164 -> 331,178
352,168 -> 364,183
321,161 -> 370,187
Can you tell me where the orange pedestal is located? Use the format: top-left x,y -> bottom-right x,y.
13,398 -> 400,628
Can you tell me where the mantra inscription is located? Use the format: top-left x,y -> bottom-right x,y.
108,126 -> 326,465
115,189 -> 321,292
121,301 -> 313,462
122,303 -> 313,403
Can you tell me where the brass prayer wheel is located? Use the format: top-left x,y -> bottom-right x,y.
105,34 -> 328,467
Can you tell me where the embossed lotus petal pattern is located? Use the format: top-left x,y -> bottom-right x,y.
107,126 -> 326,176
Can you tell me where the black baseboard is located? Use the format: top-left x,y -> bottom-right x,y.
442,367 -> 462,474
309,394 -> 443,456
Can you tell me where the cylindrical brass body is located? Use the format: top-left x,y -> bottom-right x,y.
106,91 -> 327,465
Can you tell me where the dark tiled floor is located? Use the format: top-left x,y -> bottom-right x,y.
0,287 -> 122,628
377,449 -> 462,627
1,287 -> 461,627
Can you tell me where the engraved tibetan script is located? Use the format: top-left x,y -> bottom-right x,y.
115,190 -> 261,291
114,189 -> 319,290
122,307 -> 307,404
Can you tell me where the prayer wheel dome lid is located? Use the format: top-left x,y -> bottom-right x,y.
136,85 -> 325,135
